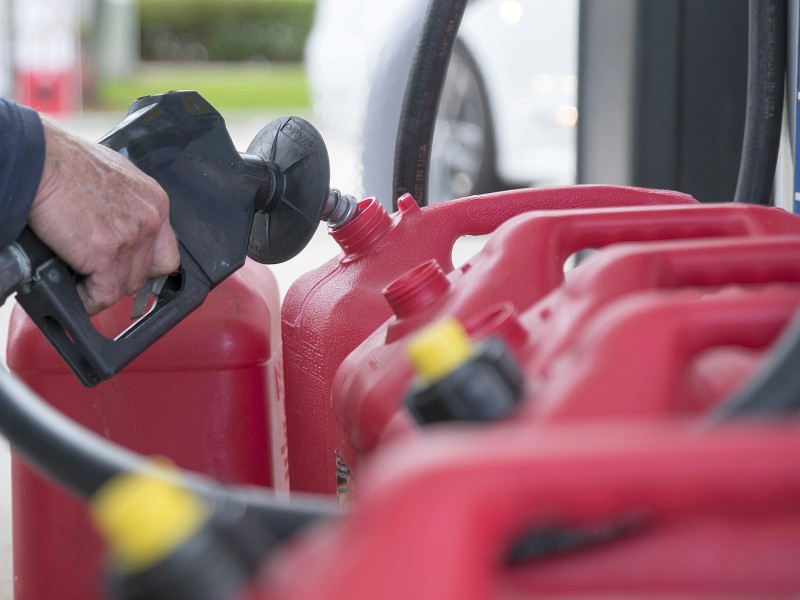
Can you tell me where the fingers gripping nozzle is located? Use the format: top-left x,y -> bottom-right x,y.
11,91 -> 354,386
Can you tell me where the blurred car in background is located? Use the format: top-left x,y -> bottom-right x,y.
306,0 -> 578,206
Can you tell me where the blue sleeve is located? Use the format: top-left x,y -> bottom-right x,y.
0,99 -> 45,247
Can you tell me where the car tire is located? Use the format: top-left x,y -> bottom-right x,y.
429,40 -> 501,204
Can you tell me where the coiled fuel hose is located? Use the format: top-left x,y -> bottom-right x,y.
0,368 -> 338,541
734,0 -> 787,205
392,0 -> 468,209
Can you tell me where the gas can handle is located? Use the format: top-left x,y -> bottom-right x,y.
531,286 -> 800,422
414,185 -> 698,272
566,235 -> 800,296
529,236 -> 800,370
486,202 -> 800,298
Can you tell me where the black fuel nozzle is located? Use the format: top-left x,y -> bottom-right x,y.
240,116 -> 356,263
6,90 -> 358,386
321,188 -> 360,230
405,318 -> 526,424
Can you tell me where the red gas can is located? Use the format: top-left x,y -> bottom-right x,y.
520,235 -> 800,380
257,420 -> 800,600
332,204 -> 800,470
7,259 -> 284,600
282,185 -> 697,494
525,283 -> 800,423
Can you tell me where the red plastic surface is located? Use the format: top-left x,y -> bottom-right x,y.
253,421 -> 800,600
333,204 -> 800,469
16,69 -> 79,115
282,185 -> 698,494
520,235 -> 800,378
7,260 -> 283,600
526,284 -> 800,422
684,346 -> 764,411
514,236 -> 800,415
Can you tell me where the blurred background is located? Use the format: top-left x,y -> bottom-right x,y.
0,0 -> 580,206
4,0 -> 788,216
2,0 -> 315,114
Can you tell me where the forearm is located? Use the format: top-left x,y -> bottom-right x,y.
0,99 -> 45,247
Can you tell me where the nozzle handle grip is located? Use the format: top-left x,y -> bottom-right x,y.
11,91 -> 266,386
15,242 -> 209,387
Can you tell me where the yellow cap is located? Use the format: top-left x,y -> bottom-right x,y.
91,468 -> 209,573
407,318 -> 474,384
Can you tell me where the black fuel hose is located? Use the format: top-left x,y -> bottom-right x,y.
707,307 -> 800,422
734,0 -> 787,205
392,0 -> 468,209
0,368 -> 338,540
713,0 -> 794,419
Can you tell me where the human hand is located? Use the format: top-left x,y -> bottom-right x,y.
27,117 -> 180,316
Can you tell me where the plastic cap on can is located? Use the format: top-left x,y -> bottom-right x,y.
90,468 -> 209,573
407,318 -> 474,384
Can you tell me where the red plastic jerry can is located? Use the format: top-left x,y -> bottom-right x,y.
7,259 -> 284,600
282,185 -> 697,494
521,234 -> 800,380
526,282 -> 800,423
332,203 -> 800,470
258,421 -> 800,600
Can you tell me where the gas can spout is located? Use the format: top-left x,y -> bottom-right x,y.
322,188 -> 360,230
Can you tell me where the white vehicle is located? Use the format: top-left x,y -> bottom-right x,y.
306,0 -> 578,206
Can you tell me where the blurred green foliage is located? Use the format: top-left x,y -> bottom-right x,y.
98,63 -> 310,111
139,0 -> 315,62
